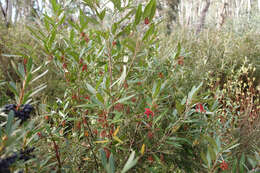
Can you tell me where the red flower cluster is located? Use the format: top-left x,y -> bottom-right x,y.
220,160 -> 228,170
144,108 -> 154,118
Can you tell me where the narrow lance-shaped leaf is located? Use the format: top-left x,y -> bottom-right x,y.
142,23 -> 155,41
134,4 -> 142,26
30,70 -> 48,84
86,82 -> 96,95
143,0 -> 155,18
6,111 -> 14,136
149,0 -> 156,20
29,84 -> 47,98
26,57 -> 33,72
108,154 -> 115,173
99,148 -> 107,168
152,80 -> 162,99
8,81 -> 19,97
96,92 -> 104,105
121,151 -> 139,173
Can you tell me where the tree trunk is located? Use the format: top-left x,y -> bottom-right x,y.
6,0 -> 13,27
196,0 -> 210,34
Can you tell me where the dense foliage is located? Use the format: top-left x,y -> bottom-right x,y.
0,0 -> 259,172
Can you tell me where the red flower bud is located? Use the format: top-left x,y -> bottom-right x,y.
72,95 -> 77,100
63,63 -> 67,69
177,56 -> 184,66
100,130 -> 107,138
112,41 -> 117,46
37,132 -> 42,138
79,58 -> 83,65
148,155 -> 154,162
158,72 -> 164,79
61,55 -> 65,62
147,131 -> 153,139
82,64 -> 87,72
80,32 -> 85,38
196,103 -> 206,113
77,121 -> 81,130
144,17 -> 150,25
84,36 -> 89,43
61,120 -> 66,127
104,147 -> 110,159
23,58 -> 28,65
82,117 -> 87,125
93,129 -> 98,135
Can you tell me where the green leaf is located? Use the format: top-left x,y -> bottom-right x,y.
96,93 -> 104,105
201,151 -> 208,165
79,10 -> 87,29
48,27 -> 57,49
143,0 -> 155,18
99,148 -> 107,167
134,4 -> 142,26
50,0 -> 60,13
26,57 -> 33,72
112,23 -> 118,34
108,154 -> 115,173
240,153 -> 245,173
86,16 -> 99,25
8,82 -> 19,97
247,156 -> 257,168
18,63 -> 25,80
187,82 -> 203,105
24,73 -> 33,90
29,84 -> 47,98
97,9 -> 106,21
86,83 -> 96,95
121,151 -> 139,173
142,23 -> 155,41
115,95 -> 135,104
208,145 -> 216,162
206,149 -> 211,168
6,111 -> 14,136
204,135 -> 218,151
149,0 -> 156,20
232,159 -> 238,173
30,70 -> 48,84
152,80 -> 161,99
175,42 -> 181,59
111,0 -> 121,10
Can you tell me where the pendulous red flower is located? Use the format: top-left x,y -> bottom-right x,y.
144,108 -> 154,118
82,64 -> 87,72
144,17 -> 150,25
196,103 -> 206,113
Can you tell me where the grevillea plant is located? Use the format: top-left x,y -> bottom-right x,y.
1,0 -> 257,173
